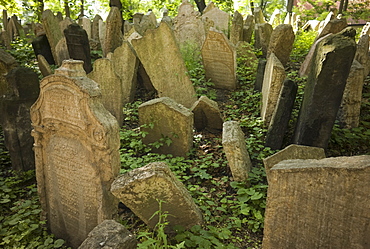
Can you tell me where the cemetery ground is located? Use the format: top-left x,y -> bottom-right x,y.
1,30 -> 370,248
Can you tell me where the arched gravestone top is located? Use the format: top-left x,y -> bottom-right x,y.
30,60 -> 120,248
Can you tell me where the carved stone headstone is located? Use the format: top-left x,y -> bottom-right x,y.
190,96 -> 223,133
30,60 -> 120,248
0,67 -> 39,171
64,23 -> 92,73
255,23 -> 273,57
42,10 -> 64,65
87,58 -> 123,126
222,121 -> 252,182
32,34 -> 56,65
80,17 -> 91,39
202,28 -> 237,90
230,11 -> 244,45
130,22 -> 197,108
111,162 -> 203,232
263,155 -> 370,248
103,7 -> 123,57
293,28 -> 356,148
267,24 -> 295,67
261,53 -> 286,126
138,97 -> 193,157
202,2 -> 229,33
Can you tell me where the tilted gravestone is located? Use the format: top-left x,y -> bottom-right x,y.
293,28 -> 356,148
37,54 -> 53,77
254,23 -> 273,57
111,162 -> 203,232
64,23 -> 92,73
138,97 -> 193,157
253,7 -> 265,24
337,60 -> 365,129
78,220 -> 138,249
109,41 -> 139,104
0,67 -> 39,171
190,96 -> 223,133
261,53 -> 286,126
229,10 -> 244,45
202,2 -> 229,34
54,37 -> 70,66
222,121 -> 252,182
87,58 -> 123,126
80,17 -> 92,39
315,18 -> 347,42
263,155 -> 370,248
243,15 -> 254,43
59,18 -> 73,36
0,49 -> 18,96
355,34 -> 370,77
32,34 -> 56,65
254,58 -> 267,92
30,60 -> 120,248
103,7 -> 123,57
267,24 -> 295,67
130,22 -> 197,108
202,28 -> 237,90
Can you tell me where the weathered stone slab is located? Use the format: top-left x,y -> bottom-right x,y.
293,28 -> 356,148
317,11 -> 335,35
267,24 -> 295,66
80,17 -> 91,39
139,97 -> 193,157
111,162 -> 203,231
103,7 -> 123,57
315,18 -> 347,42
37,54 -> 53,77
243,15 -> 254,43
98,19 -> 106,53
202,2 -> 229,33
337,60 -> 365,129
59,18 -> 73,35
202,28 -> 237,90
230,11 -> 244,45
254,23 -> 273,57
2,10 -> 8,31
190,96 -> 223,133
263,155 -> 370,249
161,8 -> 173,26
254,58 -> 266,92
32,34 -> 56,65
78,220 -> 138,249
261,53 -> 286,126
222,121 -> 252,182
30,60 -> 120,248
91,15 -> 102,41
355,35 -> 370,77
0,49 -> 18,96
109,41 -> 139,104
88,58 -> 123,126
0,67 -> 39,171
253,7 -> 265,24
130,22 -> 197,108
265,79 -> 297,150
42,9 -> 64,65
64,23 -> 92,73
54,37 -> 69,66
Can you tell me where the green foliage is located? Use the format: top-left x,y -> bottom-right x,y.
290,30 -> 317,63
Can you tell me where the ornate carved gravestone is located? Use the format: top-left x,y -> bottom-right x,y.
30,60 -> 120,248
202,29 -> 237,90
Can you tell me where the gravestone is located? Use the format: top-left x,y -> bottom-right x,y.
64,23 -> 92,73
202,2 -> 229,34
98,19 -> 106,53
202,28 -> 237,90
263,155 -> 370,248
87,58 -> 123,126
92,15 -> 102,41
30,60 -> 120,248
78,220 -> 137,249
269,9 -> 281,27
3,10 -> 8,30
267,24 -> 295,66
54,37 -> 69,66
111,162 -> 203,232
173,0 -> 205,51
253,7 -> 265,24
1,30 -> 11,49
0,67 -> 39,171
32,34 -> 56,65
138,11 -> 157,34
0,49 -> 18,96
355,35 -> 370,77
130,22 -> 197,108
230,11 -> 244,45
161,8 -> 173,26
80,17 -> 91,39
337,60 -> 365,129
265,79 -> 297,150
109,41 -> 139,104
37,54 -> 53,77
42,9 -> 64,65
103,7 -> 123,57
261,53 -> 286,126
254,23 -> 273,57
315,18 -> 347,42
138,97 -> 193,157
254,58 -> 267,91
190,96 -> 223,133
59,17 -> 73,35
317,11 -> 335,35
293,28 -> 356,148
222,121 -> 252,182
243,15 -> 254,43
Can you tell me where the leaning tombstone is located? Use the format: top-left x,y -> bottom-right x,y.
315,18 -> 347,42
243,15 -> 254,43
191,96 -> 223,133
87,58 -> 123,126
32,34 -> 56,65
263,155 -> 370,248
253,7 -> 265,24
254,58 -> 267,91
229,10 -> 244,45
265,79 -> 297,150
30,60 -> 120,248
0,67 -> 39,171
355,34 -> 370,77
111,162 -> 203,232
37,54 -> 53,77
254,23 -> 273,57
42,9 -> 64,65
80,17 -> 92,39
98,19 -> 106,52
2,10 -> 8,31
202,1 -> 229,34
202,28 -> 237,90
64,23 -> 92,73
267,24 -> 295,67
139,97 -> 193,157
78,220 -> 138,249
222,121 -> 252,182
130,22 -> 197,108
261,53 -> 286,126
92,15 -> 102,41
103,7 -> 123,57
54,37 -> 69,65
293,28 -> 356,148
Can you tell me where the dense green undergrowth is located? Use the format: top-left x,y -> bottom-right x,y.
1,28 -> 370,249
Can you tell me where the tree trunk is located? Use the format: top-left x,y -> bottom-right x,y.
37,0 -> 44,22
195,0 -> 206,13
287,0 -> 294,13
338,0 -> 344,14
343,0 -> 349,11
64,0 -> 70,18
79,0 -> 84,18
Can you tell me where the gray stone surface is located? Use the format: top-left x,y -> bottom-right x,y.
254,23 -> 273,57
267,24 -> 295,66
230,11 -> 244,45
263,155 -> 370,249
42,10 -> 64,65
32,34 -> 55,65
315,18 -> 347,42
254,58 -> 266,92
37,54 -> 53,77
111,162 -> 203,232
355,34 -> 370,77
243,15 -> 254,43
103,7 -> 123,57
202,2 -> 229,33
190,96 -> 223,133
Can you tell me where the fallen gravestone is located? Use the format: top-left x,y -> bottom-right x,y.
30,60 -> 120,248
111,162 -> 203,232
190,96 -> 223,133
